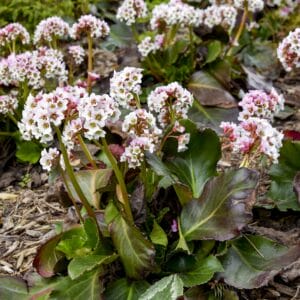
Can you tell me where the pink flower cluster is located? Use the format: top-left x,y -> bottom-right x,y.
117,0 -> 148,26
277,28 -> 300,72
40,147 -> 60,171
0,23 -> 30,47
71,15 -> 110,39
33,17 -> 70,45
221,88 -> 285,163
238,89 -> 284,121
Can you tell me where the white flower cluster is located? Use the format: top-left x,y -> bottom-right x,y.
110,67 -> 143,109
0,48 -> 67,89
204,5 -> 237,31
68,45 -> 85,65
117,0 -> 148,26
221,118 -> 283,163
0,23 -> 30,47
78,93 -> 121,140
147,82 -> 194,128
150,0 -> 204,30
238,89 -> 285,121
71,15 -> 110,39
233,0 -> 264,12
40,147 -> 60,171
221,88 -> 284,163
33,17 -> 70,45
121,109 -> 162,168
277,28 -> 300,72
0,92 -> 18,115
138,34 -> 164,57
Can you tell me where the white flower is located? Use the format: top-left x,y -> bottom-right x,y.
0,23 -> 30,47
34,17 -> 70,45
117,0 -> 148,26
71,15 -> 110,39
68,45 -> 85,65
110,67 -> 143,109
0,92 -> 18,115
40,147 -> 60,171
138,34 -> 164,57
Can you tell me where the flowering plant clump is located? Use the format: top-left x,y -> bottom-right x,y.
277,27 -> 300,71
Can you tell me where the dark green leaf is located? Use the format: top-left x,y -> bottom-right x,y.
140,274 -> 183,300
0,277 -> 28,300
268,141 -> 300,211
220,235 -> 300,289
187,71 -> 236,108
104,278 -> 150,300
181,168 -> 258,241
16,140 -> 42,163
179,255 -> 223,287
68,254 -> 118,280
150,220 -> 168,247
33,234 -> 65,278
206,41 -> 222,64
66,169 -> 112,208
106,203 -> 156,279
167,122 -> 221,199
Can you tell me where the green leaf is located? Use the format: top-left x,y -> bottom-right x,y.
181,168 -> 258,241
139,274 -> 183,300
104,278 -> 150,300
268,140 -> 300,211
179,255 -> 223,287
166,40 -> 187,64
187,71 -> 236,108
83,218 -> 99,250
51,268 -> 103,300
220,235 -> 300,289
206,41 -> 222,64
66,169 -> 112,208
150,220 -> 168,247
106,203 -> 156,279
68,254 -> 118,280
16,140 -> 42,163
0,277 -> 28,300
146,152 -> 177,189
167,122 -> 221,199
33,234 -> 65,278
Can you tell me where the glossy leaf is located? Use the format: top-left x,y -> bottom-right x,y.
180,168 -> 259,241
66,169 -> 112,208
187,71 -> 236,108
16,140 -> 42,163
167,122 -> 221,199
139,274 -> 183,300
220,235 -> 300,289
0,277 -> 29,300
150,220 -> 168,247
268,141 -> 300,211
68,254 -> 118,280
179,255 -> 223,287
104,278 -> 150,300
206,41 -> 222,64
106,202 -> 156,279
33,233 -> 65,278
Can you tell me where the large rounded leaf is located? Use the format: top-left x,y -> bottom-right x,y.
105,202 -> 156,279
268,140 -> 300,211
188,71 -> 236,108
220,235 -> 300,289
167,123 -> 221,199
180,168 -> 259,241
